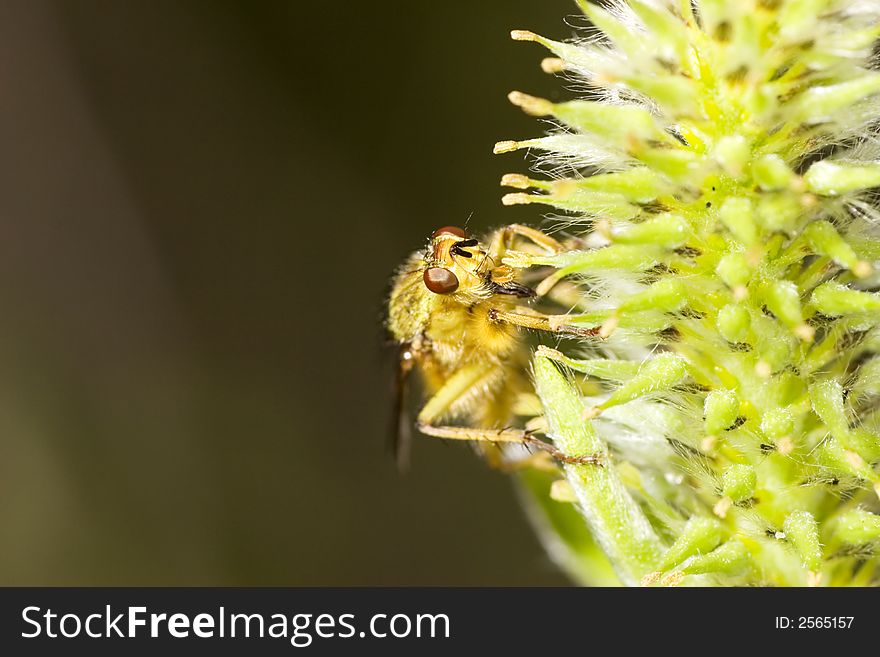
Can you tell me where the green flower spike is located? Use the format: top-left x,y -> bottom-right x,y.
500,0 -> 880,586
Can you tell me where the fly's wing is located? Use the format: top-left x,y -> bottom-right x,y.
489,280 -> 536,298
389,342 -> 414,473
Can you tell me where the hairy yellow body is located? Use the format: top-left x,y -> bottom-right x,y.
389,249 -> 526,429
386,224 -> 600,469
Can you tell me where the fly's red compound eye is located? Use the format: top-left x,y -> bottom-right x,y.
432,226 -> 466,239
423,267 -> 459,294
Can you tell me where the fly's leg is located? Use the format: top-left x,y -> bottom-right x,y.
487,307 -> 600,339
484,225 -> 595,332
416,361 -> 603,467
416,360 -> 495,429
485,225 -> 583,299
480,225 -> 564,290
487,223 -> 564,262
417,423 -> 603,466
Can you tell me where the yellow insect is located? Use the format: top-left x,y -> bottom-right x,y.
387,223 -> 601,470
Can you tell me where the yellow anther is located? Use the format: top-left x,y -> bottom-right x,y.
510,29 -> 538,42
541,57 -> 564,74
493,140 -> 520,154
501,173 -> 530,189
502,192 -> 531,206
508,90 -> 553,116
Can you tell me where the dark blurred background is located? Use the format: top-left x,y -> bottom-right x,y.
0,0 -> 575,585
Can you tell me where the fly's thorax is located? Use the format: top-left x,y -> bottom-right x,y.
424,295 -> 520,369
464,299 -> 520,358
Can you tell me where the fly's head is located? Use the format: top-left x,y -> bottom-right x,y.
423,226 -> 535,301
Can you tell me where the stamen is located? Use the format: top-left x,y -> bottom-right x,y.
502,192 -> 531,206
510,29 -> 538,42
501,173 -> 530,189
582,407 -> 602,420
599,315 -> 619,338
755,361 -> 773,379
794,324 -> 815,342
853,260 -> 873,278
713,496 -> 732,518
776,436 -> 794,455
541,57 -> 564,74
843,450 -> 865,470
550,479 -> 577,502
493,140 -> 521,154
507,91 -> 553,116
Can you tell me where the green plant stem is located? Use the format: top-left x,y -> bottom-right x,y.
533,355 -> 663,585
